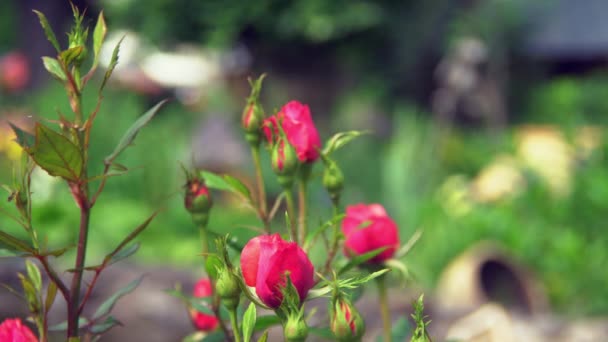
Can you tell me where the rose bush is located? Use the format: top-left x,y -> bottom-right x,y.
342,204 -> 400,263
190,278 -> 219,332
240,234 -> 315,308
263,100 -> 321,163
0,318 -> 38,342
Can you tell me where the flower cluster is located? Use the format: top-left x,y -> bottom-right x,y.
179,77 -> 408,341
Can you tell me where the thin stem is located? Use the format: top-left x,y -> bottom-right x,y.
297,180 -> 307,244
376,275 -> 392,342
37,256 -> 69,301
284,189 -> 297,243
199,223 -> 232,341
229,308 -> 242,342
322,199 -> 341,275
77,269 -> 101,315
251,147 -> 270,232
68,196 -> 90,339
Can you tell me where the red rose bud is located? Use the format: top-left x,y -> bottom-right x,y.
272,139 -> 298,188
215,268 -> 241,310
330,298 -> 365,341
240,234 -> 314,309
0,318 -> 38,342
263,101 -> 321,163
284,315 -> 309,342
342,204 -> 400,263
185,176 -> 212,226
190,278 -> 219,332
242,102 -> 264,146
322,159 -> 344,202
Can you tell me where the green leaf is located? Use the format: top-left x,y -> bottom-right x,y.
33,10 -> 61,52
200,171 -> 253,202
323,130 -> 368,155
45,281 -> 57,314
25,260 -> 42,292
90,316 -> 121,335
60,46 -> 84,66
108,243 -> 139,265
337,247 -> 387,275
41,57 -> 67,81
256,330 -> 269,342
9,123 -> 35,149
93,276 -> 143,320
18,273 -> 38,312
100,36 -> 124,93
205,255 -> 222,280
0,230 -> 35,254
253,315 -> 281,332
92,11 -> 107,67
27,123 -> 83,181
223,175 -> 252,201
190,298 -> 215,316
391,316 -> 411,342
309,327 -> 334,339
165,288 -> 215,316
104,100 -> 168,165
49,318 -> 89,332
103,211 -> 158,266
202,331 -> 226,342
242,303 -> 256,342
40,246 -> 72,258
199,172 -> 232,192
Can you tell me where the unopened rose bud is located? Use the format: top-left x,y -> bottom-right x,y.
330,298 -> 365,341
284,316 -> 308,342
272,139 -> 298,188
242,102 -> 264,146
0,318 -> 38,342
185,177 -> 212,226
323,159 -> 344,202
215,269 -> 241,310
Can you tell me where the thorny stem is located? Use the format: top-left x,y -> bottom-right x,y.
251,147 -> 270,232
297,180 -> 308,245
284,189 -> 297,243
377,275 -> 393,342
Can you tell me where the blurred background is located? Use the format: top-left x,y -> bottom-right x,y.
2,0 -> 608,340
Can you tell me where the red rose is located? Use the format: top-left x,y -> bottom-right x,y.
341,204 -> 400,263
241,234 -> 315,308
0,318 -> 38,342
190,278 -> 219,332
263,101 -> 321,163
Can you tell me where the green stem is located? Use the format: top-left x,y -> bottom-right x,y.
297,180 -> 307,245
199,223 -> 209,259
377,275 -> 392,342
251,147 -> 270,232
284,189 -> 297,243
322,199 -> 341,275
229,308 -> 242,342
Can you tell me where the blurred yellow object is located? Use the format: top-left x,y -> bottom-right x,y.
515,125 -> 573,197
0,127 -> 22,161
470,155 -> 525,203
